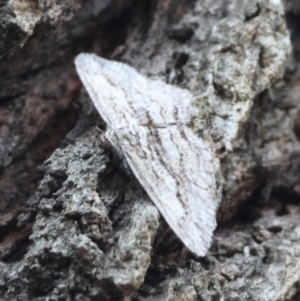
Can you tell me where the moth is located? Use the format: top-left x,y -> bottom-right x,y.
75,53 -> 220,256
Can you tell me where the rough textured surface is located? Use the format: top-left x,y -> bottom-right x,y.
0,0 -> 82,58
1,129 -> 159,300
0,0 -> 299,300
133,207 -> 300,301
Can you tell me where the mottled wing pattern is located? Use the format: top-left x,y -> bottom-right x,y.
75,53 -> 193,127
117,125 -> 219,256
75,53 -> 220,256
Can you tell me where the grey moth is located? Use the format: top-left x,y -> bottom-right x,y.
75,53 -> 220,256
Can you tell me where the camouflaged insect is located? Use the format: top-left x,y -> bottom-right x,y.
75,53 -> 220,256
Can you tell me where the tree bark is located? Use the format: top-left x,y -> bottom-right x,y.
0,0 -> 299,300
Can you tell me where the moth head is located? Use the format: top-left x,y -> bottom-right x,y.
97,131 -> 112,151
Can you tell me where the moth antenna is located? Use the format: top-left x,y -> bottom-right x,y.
110,141 -> 124,158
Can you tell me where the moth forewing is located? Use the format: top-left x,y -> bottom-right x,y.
75,53 -> 220,256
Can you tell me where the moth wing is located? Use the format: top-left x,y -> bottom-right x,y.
121,125 -> 220,256
75,53 -> 193,127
